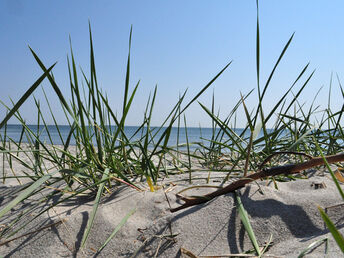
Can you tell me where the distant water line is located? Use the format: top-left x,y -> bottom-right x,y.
0,124 -> 255,151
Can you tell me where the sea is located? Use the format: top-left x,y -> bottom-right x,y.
0,124 -> 249,151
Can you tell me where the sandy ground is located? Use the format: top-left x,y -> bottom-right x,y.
0,146 -> 344,257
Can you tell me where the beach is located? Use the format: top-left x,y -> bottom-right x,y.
2,1 -> 344,256
0,145 -> 343,257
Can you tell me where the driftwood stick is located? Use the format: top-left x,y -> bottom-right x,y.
170,153 -> 344,213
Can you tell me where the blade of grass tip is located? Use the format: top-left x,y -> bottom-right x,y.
255,0 -> 295,133
119,80 -> 140,163
179,61 -> 232,115
260,32 -> 295,101
264,62 -> 310,124
278,70 -> 316,127
29,47 -> 73,116
87,38 -> 105,163
235,191 -> 261,256
255,31 -> 296,140
81,168 -> 110,247
69,44 -> 89,148
143,86 -> 157,152
97,208 -> 136,253
318,206 -> 344,253
0,170 -> 58,219
298,238 -> 328,258
255,0 -> 260,91
123,26 -> 132,116
120,80 -> 140,136
312,136 -> 344,201
89,22 -> 104,125
153,61 -> 232,158
80,67 -> 102,160
0,63 -> 56,130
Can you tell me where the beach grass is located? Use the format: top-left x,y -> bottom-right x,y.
0,3 -> 344,256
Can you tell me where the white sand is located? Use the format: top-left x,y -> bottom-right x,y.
0,147 -> 344,257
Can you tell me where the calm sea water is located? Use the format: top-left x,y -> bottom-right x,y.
0,124 -> 251,151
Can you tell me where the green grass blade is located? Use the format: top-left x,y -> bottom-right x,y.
97,208 -> 136,252
313,136 -> 344,201
81,168 -> 110,247
256,0 -> 260,94
241,93 -> 254,132
288,126 -> 315,151
123,26 -> 132,116
42,88 -> 65,146
180,61 -> 232,115
282,70 -> 316,119
3,173 -> 111,239
318,206 -> 344,253
0,63 -> 56,130
0,170 -> 58,219
260,32 -> 294,100
264,63 -> 309,124
235,191 -> 261,256
199,102 -> 246,154
29,47 -> 73,116
298,238 -> 328,258
184,115 -> 192,183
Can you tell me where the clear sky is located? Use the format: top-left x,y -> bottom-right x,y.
1,1 -> 344,127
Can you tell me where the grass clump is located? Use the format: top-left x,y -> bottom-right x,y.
0,24 -> 232,248
0,4 -> 343,256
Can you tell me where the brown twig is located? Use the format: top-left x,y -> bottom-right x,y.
170,153 -> 344,213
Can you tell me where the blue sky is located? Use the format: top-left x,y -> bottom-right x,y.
1,1 -> 343,127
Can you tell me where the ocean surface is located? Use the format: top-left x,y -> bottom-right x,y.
0,124 -> 251,151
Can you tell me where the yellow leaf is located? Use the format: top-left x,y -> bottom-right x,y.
334,169 -> 344,183
146,176 -> 155,192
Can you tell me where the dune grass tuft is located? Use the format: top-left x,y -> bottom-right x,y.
0,3 -> 343,255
